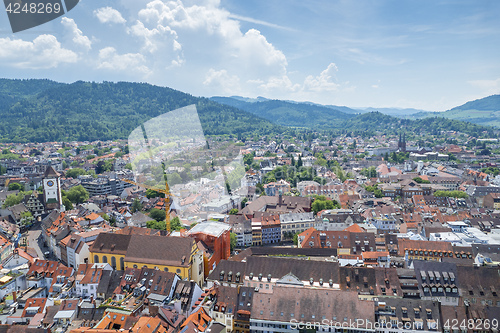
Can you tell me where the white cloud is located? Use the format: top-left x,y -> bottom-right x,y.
303,63 -> 340,92
203,68 -> 240,94
0,35 -> 78,69
61,18 -> 92,51
94,6 -> 127,24
128,19 -> 178,53
131,0 -> 290,95
98,47 -> 151,75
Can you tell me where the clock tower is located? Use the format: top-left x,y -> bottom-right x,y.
43,166 -> 63,211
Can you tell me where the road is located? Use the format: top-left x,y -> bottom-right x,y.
27,229 -> 45,259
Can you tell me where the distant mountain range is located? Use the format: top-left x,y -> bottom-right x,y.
210,96 -> 356,129
408,95 -> 500,128
212,94 -> 500,129
0,79 -> 497,143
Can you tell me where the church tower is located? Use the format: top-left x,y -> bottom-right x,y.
43,166 -> 63,211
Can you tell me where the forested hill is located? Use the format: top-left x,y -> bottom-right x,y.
338,112 -> 497,138
211,96 -> 356,128
0,79 -> 497,143
0,80 -> 278,142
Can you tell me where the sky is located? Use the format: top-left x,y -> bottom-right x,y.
0,0 -> 499,111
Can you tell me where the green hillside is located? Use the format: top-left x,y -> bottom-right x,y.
0,80 -> 279,142
0,79 -> 496,143
409,95 -> 500,127
211,96 -> 356,128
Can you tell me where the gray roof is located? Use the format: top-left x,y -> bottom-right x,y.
187,221 -> 231,237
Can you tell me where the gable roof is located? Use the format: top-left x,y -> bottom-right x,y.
125,235 -> 195,267
44,166 -> 60,178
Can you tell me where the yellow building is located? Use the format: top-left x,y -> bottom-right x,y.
90,233 -> 204,286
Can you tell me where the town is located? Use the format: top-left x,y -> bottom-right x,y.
0,129 -> 499,333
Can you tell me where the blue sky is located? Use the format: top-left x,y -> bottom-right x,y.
0,0 -> 499,111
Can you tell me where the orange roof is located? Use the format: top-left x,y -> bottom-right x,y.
181,307 -> 211,332
362,251 -> 389,259
85,213 -> 100,221
343,224 -> 364,233
133,317 -> 167,333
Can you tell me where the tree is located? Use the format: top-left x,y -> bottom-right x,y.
62,197 -> 73,211
229,208 -> 239,215
8,182 -> 23,191
293,231 -> 301,246
3,192 -> 23,208
170,216 -> 183,231
413,177 -> 430,184
241,197 -> 248,209
131,198 -> 142,213
65,168 -> 87,178
147,219 -> 166,230
149,208 -> 166,222
434,190 -> 468,198
66,185 -> 89,205
20,211 -> 34,226
146,189 -> 165,199
297,155 -> 303,167
230,232 -> 237,252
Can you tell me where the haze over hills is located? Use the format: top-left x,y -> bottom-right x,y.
0,79 -> 496,142
353,107 -> 431,117
213,94 -> 500,129
431,94 -> 500,128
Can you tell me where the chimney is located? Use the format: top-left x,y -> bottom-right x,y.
12,291 -> 16,303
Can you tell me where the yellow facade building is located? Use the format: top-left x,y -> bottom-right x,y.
90,233 -> 204,286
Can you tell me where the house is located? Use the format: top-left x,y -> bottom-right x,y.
74,263 -> 113,299
180,307 -> 212,333
127,211 -> 150,228
298,226 -> 376,254
53,299 -> 78,326
207,256 -> 340,292
90,233 -> 204,286
1,248 -> 35,270
26,260 -> 73,297
187,221 -> 231,277
362,251 -> 390,268
483,192 -> 500,209
171,280 -> 203,316
250,287 -> 374,333
116,267 -> 179,305
374,298 -> 441,332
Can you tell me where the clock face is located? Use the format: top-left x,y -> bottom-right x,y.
47,180 -> 54,187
